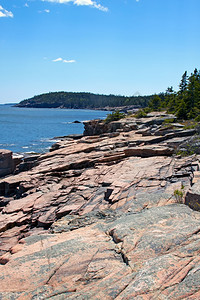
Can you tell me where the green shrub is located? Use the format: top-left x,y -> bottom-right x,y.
134,109 -> 147,119
194,115 -> 200,122
174,189 -> 184,203
163,118 -> 174,124
104,110 -> 126,123
143,107 -> 152,114
148,95 -> 162,111
183,121 -> 198,130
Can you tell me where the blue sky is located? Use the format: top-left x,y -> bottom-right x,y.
0,0 -> 200,103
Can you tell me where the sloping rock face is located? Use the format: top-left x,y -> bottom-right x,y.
1,205 -> 200,299
0,114 -> 200,299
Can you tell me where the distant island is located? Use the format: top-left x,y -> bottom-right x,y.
15,91 -> 152,110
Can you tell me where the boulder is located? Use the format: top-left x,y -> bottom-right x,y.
0,150 -> 14,178
12,154 -> 23,169
185,181 -> 200,211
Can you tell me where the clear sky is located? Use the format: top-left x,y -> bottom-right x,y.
0,0 -> 200,103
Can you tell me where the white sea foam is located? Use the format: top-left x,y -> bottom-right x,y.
40,138 -> 59,143
0,143 -> 16,146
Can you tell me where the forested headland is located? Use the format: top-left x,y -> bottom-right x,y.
16,92 -> 151,109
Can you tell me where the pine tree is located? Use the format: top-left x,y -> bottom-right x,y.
176,99 -> 187,120
148,95 -> 162,111
184,69 -> 200,118
148,68 -> 200,120
179,71 -> 188,93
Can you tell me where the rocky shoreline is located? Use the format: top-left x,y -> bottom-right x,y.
0,112 -> 200,299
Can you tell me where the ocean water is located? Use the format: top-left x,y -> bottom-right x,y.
0,105 -> 109,154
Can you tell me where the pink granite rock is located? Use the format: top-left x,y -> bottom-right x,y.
0,205 -> 199,299
0,149 -> 14,177
0,117 -> 200,298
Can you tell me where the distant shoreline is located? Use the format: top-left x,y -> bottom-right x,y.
14,104 -> 139,114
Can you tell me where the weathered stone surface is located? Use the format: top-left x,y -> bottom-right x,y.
0,225 -> 28,256
185,181 -> 200,211
0,205 -> 200,299
0,114 -> 200,298
124,145 -> 174,157
2,192 -> 42,214
0,149 -> 14,177
0,173 -> 34,196
56,203 -> 84,219
12,154 -> 23,170
0,211 -> 27,233
83,113 -> 176,136
37,207 -> 57,228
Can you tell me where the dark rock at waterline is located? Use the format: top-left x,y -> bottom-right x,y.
50,134 -> 84,151
53,134 -> 83,140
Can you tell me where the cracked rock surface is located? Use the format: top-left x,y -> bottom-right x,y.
0,113 -> 200,299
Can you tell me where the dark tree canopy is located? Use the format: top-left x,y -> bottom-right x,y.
16,92 -> 152,110
147,68 -> 200,120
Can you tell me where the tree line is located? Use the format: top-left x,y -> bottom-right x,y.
148,68 -> 200,120
16,69 -> 200,120
16,92 -> 152,109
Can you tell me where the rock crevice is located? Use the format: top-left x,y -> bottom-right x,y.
0,113 -> 200,298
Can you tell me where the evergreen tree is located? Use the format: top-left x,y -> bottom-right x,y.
147,68 -> 200,120
179,71 -> 188,93
164,87 -> 176,112
184,69 -> 200,118
176,99 -> 187,120
148,95 -> 162,111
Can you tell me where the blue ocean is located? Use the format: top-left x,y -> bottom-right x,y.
0,105 -> 109,154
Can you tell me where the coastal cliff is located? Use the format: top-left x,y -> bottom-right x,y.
0,113 -> 200,299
